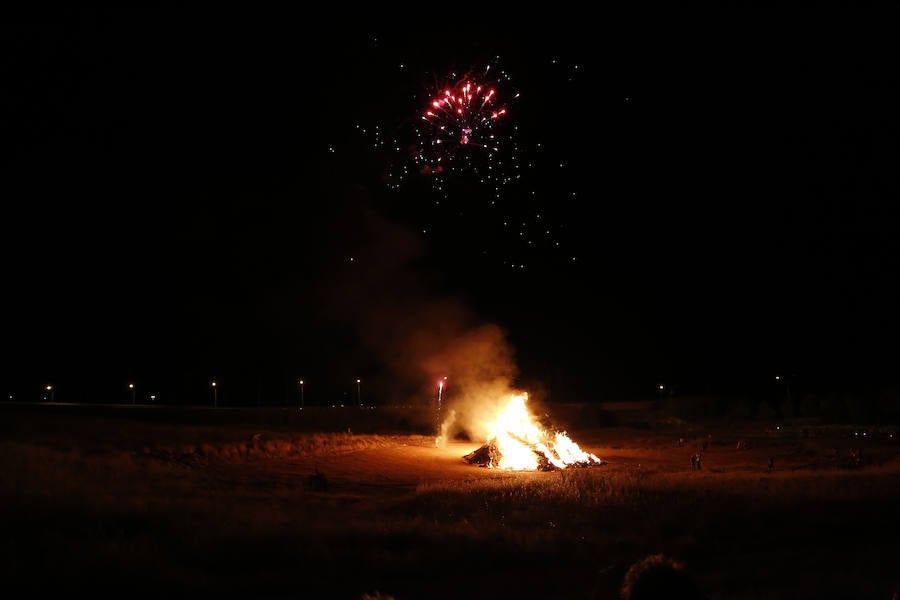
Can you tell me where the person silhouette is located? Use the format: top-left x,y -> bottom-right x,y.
620,554 -> 705,599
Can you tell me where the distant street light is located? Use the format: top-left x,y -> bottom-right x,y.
298,379 -> 305,410
45,385 -> 54,402
775,374 -> 792,417
149,394 -> 156,402
128,383 -> 135,404
211,380 -> 218,408
356,378 -> 361,407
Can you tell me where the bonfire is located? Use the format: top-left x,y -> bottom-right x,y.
462,393 -> 602,471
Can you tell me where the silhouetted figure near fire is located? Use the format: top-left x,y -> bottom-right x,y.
696,454 -> 702,471
690,454 -> 697,471
620,553 -> 705,600
768,456 -> 775,472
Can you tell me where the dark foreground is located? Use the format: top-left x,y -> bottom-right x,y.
1,402 -> 898,599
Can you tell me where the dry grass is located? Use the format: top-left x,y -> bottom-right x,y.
1,405 -> 898,599
151,432 -> 433,464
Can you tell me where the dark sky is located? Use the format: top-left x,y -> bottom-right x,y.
4,10 -> 899,404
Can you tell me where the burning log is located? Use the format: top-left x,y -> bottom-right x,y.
459,394 -> 603,471
463,441 -> 560,471
464,440 -> 600,471
463,440 -> 502,468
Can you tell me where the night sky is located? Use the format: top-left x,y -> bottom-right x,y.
4,11 -> 899,405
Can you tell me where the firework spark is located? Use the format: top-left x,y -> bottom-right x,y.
421,80 -> 507,151
353,61 -> 571,269
410,68 -> 520,190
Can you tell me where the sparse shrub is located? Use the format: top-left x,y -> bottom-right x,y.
199,443 -> 217,458
223,444 -> 239,460
158,444 -> 175,458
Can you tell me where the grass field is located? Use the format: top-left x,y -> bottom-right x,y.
1,403 -> 898,599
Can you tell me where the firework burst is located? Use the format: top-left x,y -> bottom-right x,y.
410,66 -> 521,192
422,79 -> 506,152
355,61 -> 567,267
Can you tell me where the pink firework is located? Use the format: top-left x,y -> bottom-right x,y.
421,79 -> 508,152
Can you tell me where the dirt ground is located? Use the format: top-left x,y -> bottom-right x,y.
1,403 -> 898,599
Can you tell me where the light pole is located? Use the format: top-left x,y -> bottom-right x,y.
775,375 -> 793,417
211,380 -> 217,408
45,385 -> 54,402
356,379 -> 361,407
658,384 -> 665,403
129,383 -> 135,405
298,379 -> 305,410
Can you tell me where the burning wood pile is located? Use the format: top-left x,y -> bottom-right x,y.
461,394 -> 603,471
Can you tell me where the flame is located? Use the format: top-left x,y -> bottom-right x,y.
482,393 -> 601,471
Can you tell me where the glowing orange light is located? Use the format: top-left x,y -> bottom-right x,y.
470,393 -> 601,471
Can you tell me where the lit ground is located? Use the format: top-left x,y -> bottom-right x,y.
1,403 -> 898,599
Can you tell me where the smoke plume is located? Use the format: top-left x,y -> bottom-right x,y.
313,191 -> 521,440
